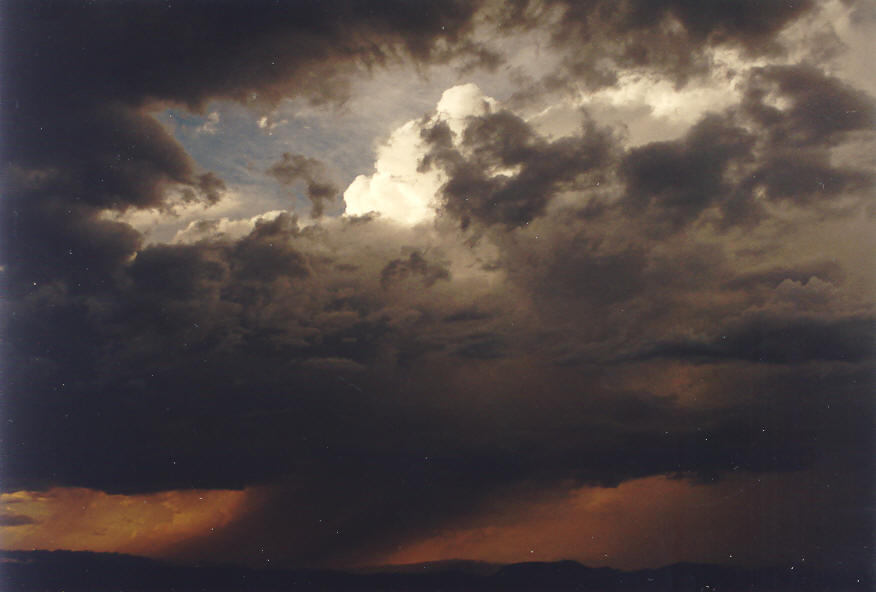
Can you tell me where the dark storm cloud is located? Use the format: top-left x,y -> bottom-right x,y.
443,307 -> 495,323
422,65 -> 872,239
148,353 -> 870,568
742,64 -> 876,148
551,0 -> 816,50
1,202 -> 142,291
4,205 -> 869,489
635,316 -> 876,365
186,173 -> 227,206
3,102 -> 212,211
619,114 -> 755,230
730,64 -> 876,214
1,0 -> 488,288
231,214 -> 313,281
611,65 -> 875,231
500,0 -> 817,97
746,153 -> 872,204
3,0 -> 486,111
2,0 -> 487,200
1,0 -> 874,573
380,251 -> 450,289
267,153 -> 340,217
420,112 -> 616,228
0,0 -> 493,497
452,333 -> 507,359
520,233 -> 650,308
627,0 -> 814,46
4,217 -> 874,569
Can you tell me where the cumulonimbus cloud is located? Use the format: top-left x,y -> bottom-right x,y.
1,0 -> 874,573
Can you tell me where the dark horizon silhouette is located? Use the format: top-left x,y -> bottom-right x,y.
2,549 -> 871,592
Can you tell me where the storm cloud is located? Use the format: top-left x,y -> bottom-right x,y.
1,0 -> 874,577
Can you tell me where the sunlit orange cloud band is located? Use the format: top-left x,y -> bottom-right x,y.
1,469 -> 862,571
0,487 -> 248,557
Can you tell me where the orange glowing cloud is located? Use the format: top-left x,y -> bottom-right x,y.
0,487 -> 249,557
377,470 -> 856,570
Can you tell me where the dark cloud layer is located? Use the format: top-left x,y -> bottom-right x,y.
743,64 -> 876,148
268,153 -> 340,217
380,251 -> 451,289
1,0 -> 874,575
3,0 -> 484,110
619,114 -> 755,230
500,0 -> 818,97
636,316 -> 875,364
1,0 -> 487,290
420,112 -> 615,228
423,64 -> 874,235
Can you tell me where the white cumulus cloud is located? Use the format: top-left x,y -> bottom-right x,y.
343,83 -> 499,226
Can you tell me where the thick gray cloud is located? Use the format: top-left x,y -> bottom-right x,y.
619,114 -> 755,231
498,0 -> 818,99
420,112 -> 616,228
742,64 -> 876,148
380,251 -> 451,289
267,153 -> 341,217
634,316 -> 875,365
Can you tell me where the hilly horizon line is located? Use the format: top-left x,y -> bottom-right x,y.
2,547 -> 870,591
0,547 -> 825,572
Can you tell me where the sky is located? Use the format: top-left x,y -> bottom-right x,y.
1,0 -> 874,578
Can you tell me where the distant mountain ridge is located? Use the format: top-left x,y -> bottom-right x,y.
1,549 -> 870,591
354,558 -> 502,576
